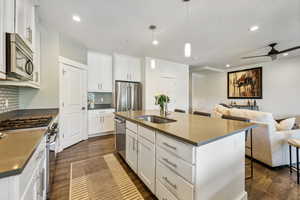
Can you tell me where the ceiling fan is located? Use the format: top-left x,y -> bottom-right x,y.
242,43 -> 300,61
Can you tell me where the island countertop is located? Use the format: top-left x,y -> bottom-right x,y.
114,110 -> 257,146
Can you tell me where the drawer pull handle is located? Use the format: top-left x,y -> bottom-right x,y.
163,176 -> 177,190
162,158 -> 177,168
162,142 -> 177,150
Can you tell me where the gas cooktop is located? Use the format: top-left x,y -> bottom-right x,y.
0,117 -> 53,131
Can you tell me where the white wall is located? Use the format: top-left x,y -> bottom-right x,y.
144,57 -> 189,112
19,24 -> 60,109
192,56 -> 300,118
19,24 -> 88,109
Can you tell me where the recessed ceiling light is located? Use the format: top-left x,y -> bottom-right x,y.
152,40 -> 159,45
283,53 -> 289,56
249,25 -> 259,32
226,64 -> 231,68
73,15 -> 81,22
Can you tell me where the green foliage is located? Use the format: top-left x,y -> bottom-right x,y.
155,94 -> 170,108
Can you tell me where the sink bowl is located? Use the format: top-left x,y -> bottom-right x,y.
136,115 -> 177,124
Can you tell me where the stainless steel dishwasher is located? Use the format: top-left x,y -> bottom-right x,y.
115,116 -> 126,160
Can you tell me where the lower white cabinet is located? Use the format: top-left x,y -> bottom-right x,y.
138,137 -> 155,193
88,109 -> 114,136
126,129 -> 138,173
0,136 -> 46,200
156,179 -> 178,200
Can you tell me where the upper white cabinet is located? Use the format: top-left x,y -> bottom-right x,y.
0,0 -> 5,79
15,0 -> 35,48
88,51 -> 112,92
114,54 -> 141,82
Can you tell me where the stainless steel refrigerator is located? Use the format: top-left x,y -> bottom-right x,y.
115,81 -> 142,112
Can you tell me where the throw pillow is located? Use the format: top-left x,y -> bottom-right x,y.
276,118 -> 296,131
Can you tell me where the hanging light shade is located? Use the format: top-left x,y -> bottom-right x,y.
184,43 -> 191,58
183,0 -> 192,58
150,59 -> 156,69
149,25 -> 159,46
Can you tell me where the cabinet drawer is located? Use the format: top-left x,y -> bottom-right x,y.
126,120 -> 138,133
126,129 -> 137,140
157,133 -> 195,164
156,179 -> 178,200
138,126 -> 155,143
157,162 -> 194,200
157,147 -> 195,184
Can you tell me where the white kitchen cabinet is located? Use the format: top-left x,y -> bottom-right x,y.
88,109 -> 115,136
0,136 -> 46,200
15,0 -> 35,48
126,129 -> 138,173
138,137 -> 156,193
0,0 -> 5,79
113,54 -> 141,82
88,52 -> 112,92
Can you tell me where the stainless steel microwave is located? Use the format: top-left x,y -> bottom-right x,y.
6,33 -> 34,80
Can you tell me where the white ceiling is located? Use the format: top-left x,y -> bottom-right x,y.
38,0 -> 300,68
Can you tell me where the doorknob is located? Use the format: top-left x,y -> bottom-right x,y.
82,107 -> 86,110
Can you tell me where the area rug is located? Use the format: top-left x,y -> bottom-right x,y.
69,154 -> 144,200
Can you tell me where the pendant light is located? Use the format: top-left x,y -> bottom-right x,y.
183,0 -> 191,58
150,59 -> 156,69
149,25 -> 159,46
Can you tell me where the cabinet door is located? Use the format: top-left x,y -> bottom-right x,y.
102,113 -> 114,133
126,130 -> 138,173
88,52 -> 101,92
22,170 -> 37,200
138,137 -> 155,193
129,57 -> 141,82
88,112 -> 100,135
15,0 -> 26,39
114,54 -> 129,81
101,55 -> 112,92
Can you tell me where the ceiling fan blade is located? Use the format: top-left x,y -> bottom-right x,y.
278,46 -> 300,54
241,55 -> 269,59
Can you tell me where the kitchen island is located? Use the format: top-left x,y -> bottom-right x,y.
115,110 -> 256,200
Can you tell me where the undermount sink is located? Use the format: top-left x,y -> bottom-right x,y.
136,115 -> 177,124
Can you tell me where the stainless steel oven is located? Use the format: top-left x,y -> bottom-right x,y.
6,33 -> 34,80
115,116 -> 126,160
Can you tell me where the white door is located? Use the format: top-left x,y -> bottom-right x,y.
102,113 -> 114,132
126,130 -> 138,173
138,138 -> 155,193
101,55 -> 112,92
114,54 -> 129,81
129,57 -> 141,82
60,63 -> 87,149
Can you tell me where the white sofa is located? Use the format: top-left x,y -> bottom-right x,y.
213,105 -> 300,167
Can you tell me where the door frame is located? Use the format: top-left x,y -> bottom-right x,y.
58,56 -> 88,151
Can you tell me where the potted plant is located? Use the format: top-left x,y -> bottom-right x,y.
155,94 -> 170,115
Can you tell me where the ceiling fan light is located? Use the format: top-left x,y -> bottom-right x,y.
150,59 -> 156,69
184,43 -> 191,58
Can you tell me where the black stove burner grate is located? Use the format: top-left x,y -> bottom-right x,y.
0,117 -> 53,131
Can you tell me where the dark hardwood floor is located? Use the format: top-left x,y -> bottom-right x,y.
51,134 -> 300,200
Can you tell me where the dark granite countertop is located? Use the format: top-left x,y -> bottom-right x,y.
0,108 -> 59,178
88,104 -> 114,110
115,110 -> 257,146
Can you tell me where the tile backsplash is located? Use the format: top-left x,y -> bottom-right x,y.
88,92 -> 113,104
0,86 -> 19,113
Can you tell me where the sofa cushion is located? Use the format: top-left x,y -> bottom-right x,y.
215,105 -> 230,115
275,118 -> 296,131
